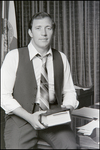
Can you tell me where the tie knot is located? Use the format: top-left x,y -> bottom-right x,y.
42,56 -> 48,64
37,54 -> 48,64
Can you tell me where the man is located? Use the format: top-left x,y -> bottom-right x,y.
1,12 -> 79,149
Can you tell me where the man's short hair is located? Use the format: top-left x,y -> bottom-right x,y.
28,12 -> 56,31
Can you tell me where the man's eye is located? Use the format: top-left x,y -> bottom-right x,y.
35,27 -> 41,29
47,27 -> 52,30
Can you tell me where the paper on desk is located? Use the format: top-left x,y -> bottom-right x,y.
72,107 -> 99,119
77,119 -> 99,135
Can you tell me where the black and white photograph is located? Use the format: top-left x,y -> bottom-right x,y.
0,1 -> 99,149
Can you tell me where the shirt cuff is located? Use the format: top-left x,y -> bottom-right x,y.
62,99 -> 79,109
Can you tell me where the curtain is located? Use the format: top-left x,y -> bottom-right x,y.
3,1 -> 100,103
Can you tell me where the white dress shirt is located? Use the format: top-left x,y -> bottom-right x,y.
1,41 -> 79,114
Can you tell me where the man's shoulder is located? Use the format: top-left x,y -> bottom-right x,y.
6,48 -> 18,57
2,48 -> 18,64
52,48 -> 67,59
5,46 -> 28,59
17,46 -> 29,57
18,46 -> 28,51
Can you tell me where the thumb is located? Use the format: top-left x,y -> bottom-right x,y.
38,110 -> 47,114
61,105 -> 66,108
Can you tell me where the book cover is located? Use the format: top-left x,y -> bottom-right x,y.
40,107 -> 71,127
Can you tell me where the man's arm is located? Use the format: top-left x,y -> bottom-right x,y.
12,107 -> 47,130
60,52 -> 79,111
1,50 -> 21,113
1,50 -> 47,130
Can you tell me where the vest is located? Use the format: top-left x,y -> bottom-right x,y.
10,47 -> 64,127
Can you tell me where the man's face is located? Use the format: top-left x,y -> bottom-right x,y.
29,17 -> 54,50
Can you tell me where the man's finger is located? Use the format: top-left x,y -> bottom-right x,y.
37,122 -> 46,130
38,110 -> 47,114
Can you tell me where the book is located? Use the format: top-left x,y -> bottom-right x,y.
40,107 -> 71,127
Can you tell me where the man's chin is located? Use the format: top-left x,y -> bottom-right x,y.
39,44 -> 50,49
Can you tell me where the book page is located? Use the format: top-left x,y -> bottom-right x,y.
41,110 -> 71,127
77,119 -> 99,135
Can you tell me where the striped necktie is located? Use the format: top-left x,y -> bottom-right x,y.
39,55 -> 49,110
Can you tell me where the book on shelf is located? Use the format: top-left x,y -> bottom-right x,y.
40,107 -> 71,127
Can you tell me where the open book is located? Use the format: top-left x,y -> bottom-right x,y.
40,107 -> 71,127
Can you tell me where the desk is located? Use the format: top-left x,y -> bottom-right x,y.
71,106 -> 99,149
75,86 -> 94,108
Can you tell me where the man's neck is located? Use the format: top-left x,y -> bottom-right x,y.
31,42 -> 50,56
37,48 -> 49,57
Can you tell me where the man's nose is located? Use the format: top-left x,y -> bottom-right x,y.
41,28 -> 47,36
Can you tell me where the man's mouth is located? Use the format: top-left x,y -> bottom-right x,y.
39,38 -> 48,41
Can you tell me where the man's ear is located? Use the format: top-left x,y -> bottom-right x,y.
28,29 -> 33,37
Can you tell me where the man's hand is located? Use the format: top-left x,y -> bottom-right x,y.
61,105 -> 74,114
12,107 -> 48,130
29,111 -> 48,130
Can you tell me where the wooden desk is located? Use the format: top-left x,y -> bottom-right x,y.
75,86 -> 94,108
71,106 -> 99,149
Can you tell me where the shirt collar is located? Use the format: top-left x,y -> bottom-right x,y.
28,41 -> 52,61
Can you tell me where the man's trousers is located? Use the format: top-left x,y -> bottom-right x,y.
4,104 -> 77,149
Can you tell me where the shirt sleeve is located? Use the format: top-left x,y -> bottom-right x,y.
60,52 -> 79,109
1,49 -> 22,114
